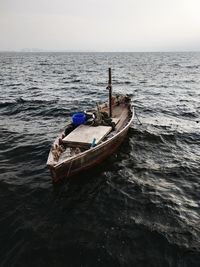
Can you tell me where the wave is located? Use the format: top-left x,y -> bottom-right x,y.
0,101 -> 16,108
0,98 -> 63,119
39,63 -> 50,66
0,98 -> 57,107
180,111 -> 198,118
6,83 -> 24,87
186,65 -> 200,69
27,86 -> 41,90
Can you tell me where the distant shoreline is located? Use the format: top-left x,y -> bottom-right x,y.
0,50 -> 200,53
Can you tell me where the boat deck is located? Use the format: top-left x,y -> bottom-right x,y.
62,124 -> 112,148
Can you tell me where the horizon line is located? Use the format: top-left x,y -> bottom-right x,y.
0,49 -> 200,53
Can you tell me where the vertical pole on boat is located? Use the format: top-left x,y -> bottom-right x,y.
108,68 -> 112,117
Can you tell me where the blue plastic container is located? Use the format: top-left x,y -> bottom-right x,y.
72,112 -> 86,126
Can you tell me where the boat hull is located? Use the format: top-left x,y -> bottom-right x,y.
48,124 -> 130,182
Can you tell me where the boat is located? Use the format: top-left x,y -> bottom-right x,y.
47,68 -> 134,182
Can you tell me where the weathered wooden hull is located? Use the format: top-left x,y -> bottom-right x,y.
48,109 -> 134,182
49,127 -> 129,182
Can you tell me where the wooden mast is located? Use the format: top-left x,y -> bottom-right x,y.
108,68 -> 112,117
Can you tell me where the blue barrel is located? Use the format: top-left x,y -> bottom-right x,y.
72,112 -> 86,126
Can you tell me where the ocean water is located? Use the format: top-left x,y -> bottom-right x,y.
0,52 -> 200,267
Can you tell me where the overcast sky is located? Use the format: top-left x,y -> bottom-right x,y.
1,0 -> 200,52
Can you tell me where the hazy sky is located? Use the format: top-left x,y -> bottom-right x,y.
1,0 -> 200,51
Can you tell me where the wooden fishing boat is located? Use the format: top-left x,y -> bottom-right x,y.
47,69 -> 134,182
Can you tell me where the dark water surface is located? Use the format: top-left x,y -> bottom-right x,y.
0,52 -> 200,267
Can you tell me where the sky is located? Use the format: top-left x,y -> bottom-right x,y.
0,0 -> 200,52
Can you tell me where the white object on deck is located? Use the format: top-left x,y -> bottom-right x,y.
62,124 -> 112,147
112,117 -> 120,124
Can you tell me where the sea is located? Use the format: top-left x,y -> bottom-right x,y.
0,52 -> 200,267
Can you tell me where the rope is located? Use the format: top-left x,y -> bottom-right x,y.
67,157 -> 74,178
135,109 -> 142,125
